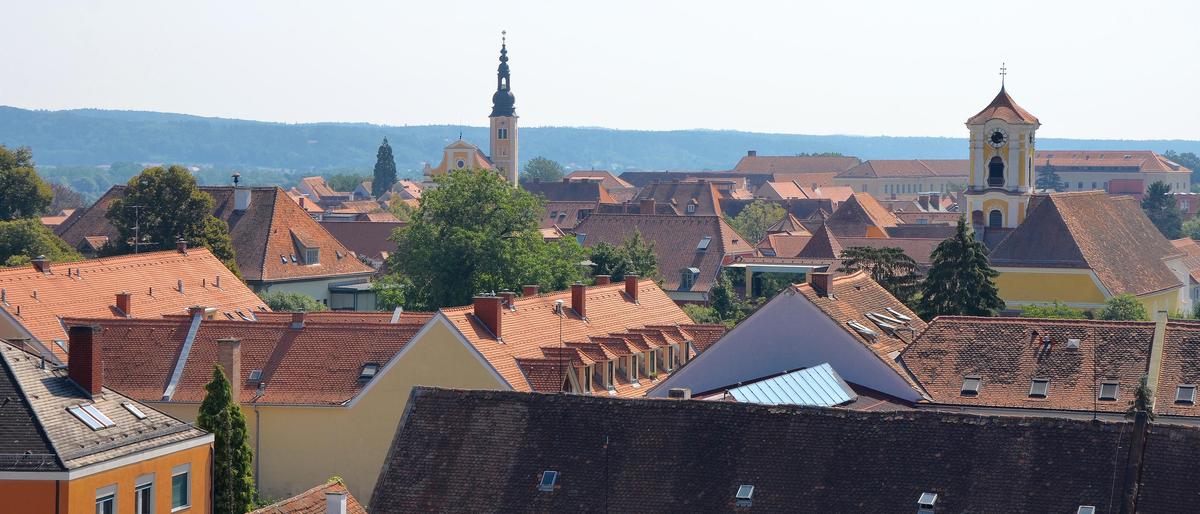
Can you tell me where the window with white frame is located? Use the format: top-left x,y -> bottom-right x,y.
304,247 -> 319,265
171,464 -> 190,510
498,128 -> 508,140
135,474 -> 154,514
667,345 -> 676,370
96,485 -> 117,514
629,354 -> 639,382
685,203 -> 696,214
605,360 -> 616,390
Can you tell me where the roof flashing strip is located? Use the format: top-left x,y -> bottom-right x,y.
161,310 -> 205,401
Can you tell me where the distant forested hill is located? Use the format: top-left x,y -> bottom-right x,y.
3,105 -> 1199,199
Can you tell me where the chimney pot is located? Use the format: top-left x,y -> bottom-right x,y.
499,291 -> 516,309
640,198 -> 656,214
325,491 -> 348,514
594,275 -> 611,286
188,306 -> 205,317
67,325 -> 102,397
115,291 -> 132,317
808,272 -> 833,296
668,387 -> 692,400
571,283 -> 587,318
625,275 -> 640,303
521,285 -> 539,297
176,238 -> 187,255
473,296 -> 503,340
31,256 -> 49,274
291,311 -> 306,329
217,338 -> 242,391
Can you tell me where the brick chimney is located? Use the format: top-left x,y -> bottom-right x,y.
291,312 -> 306,329
594,275 -> 611,285
522,285 -> 539,297
747,150 -> 757,157
571,283 -> 587,319
808,272 -> 833,296
31,255 -> 49,274
68,325 -> 102,397
917,194 -> 930,211
640,198 -> 656,214
325,491 -> 348,514
473,296 -> 502,339
217,338 -> 242,387
625,275 -> 640,303
115,292 -> 132,317
498,291 -> 516,309
176,238 -> 188,255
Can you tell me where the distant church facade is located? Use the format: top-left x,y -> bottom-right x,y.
424,34 -> 520,186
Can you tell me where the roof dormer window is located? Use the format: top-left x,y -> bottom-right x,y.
538,470 -> 558,492
680,268 -> 699,290
305,247 -> 320,265
686,203 -> 697,214
1176,385 -> 1196,405
1029,378 -> 1050,398
960,376 -> 981,396
1098,381 -> 1118,401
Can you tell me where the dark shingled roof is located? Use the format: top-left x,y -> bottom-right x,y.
989,192 -> 1182,296
371,387 -> 1200,513
523,180 -> 615,203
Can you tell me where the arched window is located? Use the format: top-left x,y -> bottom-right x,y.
988,157 -> 1005,188
988,209 -> 1003,228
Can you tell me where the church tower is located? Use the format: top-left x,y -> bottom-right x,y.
489,32 -> 518,186
964,66 -> 1040,230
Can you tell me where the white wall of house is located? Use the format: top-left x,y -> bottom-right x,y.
252,274 -> 375,310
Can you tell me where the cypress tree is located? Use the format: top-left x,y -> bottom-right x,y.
917,217 -> 1004,319
198,365 -> 256,514
372,137 -> 397,198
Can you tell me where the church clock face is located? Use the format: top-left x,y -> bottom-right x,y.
988,128 -> 1009,148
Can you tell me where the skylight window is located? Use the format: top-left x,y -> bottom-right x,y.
68,404 -> 115,430
846,320 -> 878,340
1029,378 -> 1050,398
122,402 -> 147,420
735,484 -> 754,507
696,236 -> 712,252
1078,507 -> 1096,514
248,370 -> 263,382
538,470 -> 558,492
1176,385 -> 1196,405
885,307 -> 912,321
1098,381 -> 1119,401
961,376 -> 981,396
918,492 -> 938,513
359,363 -> 380,381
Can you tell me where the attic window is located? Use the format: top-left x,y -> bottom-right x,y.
359,363 -> 380,381
122,402 -> 148,420
686,203 -> 696,214
305,248 -> 320,265
248,370 -> 263,382
68,404 -> 116,430
696,236 -> 712,252
680,268 -> 699,290
1029,378 -> 1050,398
1067,338 -> 1081,349
280,255 -> 287,264
538,470 -> 558,492
917,492 -> 938,513
1078,507 -> 1096,514
960,376 -> 981,396
290,253 -> 298,264
885,308 -> 912,322
1176,385 -> 1196,405
735,484 -> 754,507
1098,381 -> 1119,401
846,320 -> 878,340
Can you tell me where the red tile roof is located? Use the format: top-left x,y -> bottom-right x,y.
633,180 -> 722,217
540,201 -> 598,230
523,180 -> 616,204
0,248 -> 266,363
573,214 -> 754,293
989,192 -> 1182,296
823,193 -> 900,237
837,159 -> 969,179
319,220 -> 403,263
732,155 -> 861,175
966,87 -> 1040,125
440,281 -> 715,397
1035,150 -> 1192,173
1171,238 -> 1200,283
299,176 -> 339,199
250,479 -> 367,514
57,186 -> 375,283
68,311 -> 433,405
565,170 -> 635,190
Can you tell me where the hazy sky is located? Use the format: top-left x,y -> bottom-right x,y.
4,0 -> 1198,140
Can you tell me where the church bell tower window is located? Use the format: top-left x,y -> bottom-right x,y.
987,156 -> 1005,188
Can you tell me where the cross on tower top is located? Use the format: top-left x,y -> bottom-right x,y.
999,62 -> 1007,87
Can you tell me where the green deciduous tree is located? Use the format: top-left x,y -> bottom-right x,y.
1035,167 -> 1065,192
385,168 -> 585,309
520,156 -> 565,184
838,246 -> 921,305
1019,301 -> 1088,319
259,291 -> 328,312
197,365 -> 256,514
1142,181 -> 1182,239
1183,219 -> 1200,240
587,230 -> 659,282
0,145 -> 53,220
327,172 -> 370,193
0,218 -> 82,266
105,165 -> 240,274
387,199 -> 415,222
727,200 -> 784,244
917,218 -> 1004,318
1163,150 -> 1200,189
372,138 -> 397,198
1098,294 -> 1149,321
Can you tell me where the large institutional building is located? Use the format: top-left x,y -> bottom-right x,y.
424,35 -> 520,186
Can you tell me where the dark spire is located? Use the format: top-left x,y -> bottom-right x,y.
490,30 -> 516,118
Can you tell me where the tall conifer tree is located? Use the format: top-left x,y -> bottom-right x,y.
917,218 -> 1004,319
372,137 -> 397,198
198,365 -> 256,514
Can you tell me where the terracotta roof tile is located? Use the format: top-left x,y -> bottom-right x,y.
823,193 -> 900,237
565,170 -> 634,190
0,249 -> 265,363
732,155 -> 861,174
837,159 -> 969,179
1035,150 -> 1191,173
990,192 -> 1182,296
633,181 -> 722,217
541,201 -> 598,229
524,180 -> 616,203
250,479 -> 367,514
1171,238 -> 1200,283
966,87 -> 1040,125
319,220 -> 403,263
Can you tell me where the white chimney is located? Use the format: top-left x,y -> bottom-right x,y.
325,492 -> 347,514
234,187 -> 252,211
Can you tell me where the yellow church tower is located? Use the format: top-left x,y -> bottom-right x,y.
964,66 -> 1040,230
489,31 -> 519,186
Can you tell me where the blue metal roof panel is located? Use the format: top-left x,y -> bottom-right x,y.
727,363 -> 857,407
